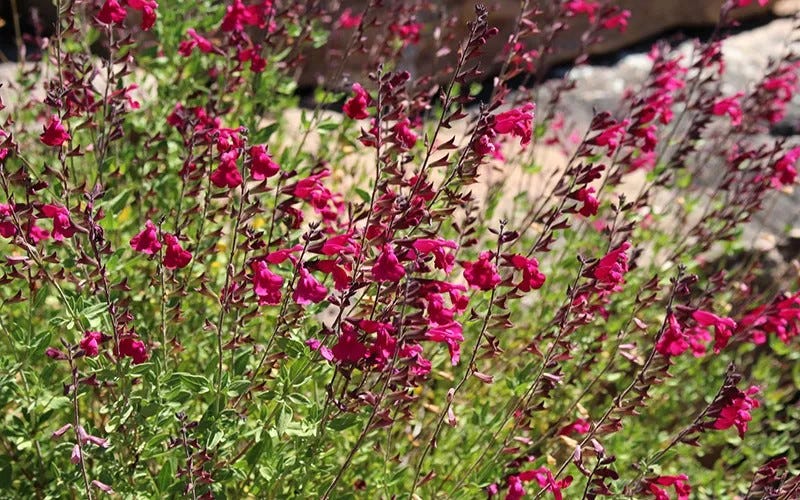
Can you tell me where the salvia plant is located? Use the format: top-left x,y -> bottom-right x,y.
0,0 -> 799,498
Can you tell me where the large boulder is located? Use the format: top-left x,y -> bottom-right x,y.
299,0 -> 794,87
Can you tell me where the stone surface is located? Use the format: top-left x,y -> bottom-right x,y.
299,0 -> 795,86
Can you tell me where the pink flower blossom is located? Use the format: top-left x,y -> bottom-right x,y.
163,233 -> 192,269
412,238 -> 458,273
41,204 -> 76,241
92,481 -> 114,494
118,336 -> 148,364
27,221 -> 50,243
306,338 -> 334,361
506,467 -> 573,500
557,418 -> 591,436
389,21 -> 422,46
602,10 -> 630,32
321,233 -> 359,256
130,220 -> 161,255
293,267 -> 328,305
425,321 -> 464,365
713,385 -> 760,438
564,0 -> 600,21
692,309 -> 737,353
772,147 -> 800,187
51,423 -> 72,439
509,254 -> 546,292
655,312 -> 688,357
463,251 -> 501,291
645,474 -> 691,500
77,425 -> 110,448
493,103 -> 535,147
210,151 -> 243,188
0,203 -> 16,238
590,119 -> 629,151
293,170 -> 334,211
574,187 -> 599,217
251,260 -> 283,305
711,93 -> 744,126
179,28 -> 215,56
97,0 -> 127,25
317,260 -> 350,290
739,291 -> 800,345
593,241 -> 631,288
249,144 -> 280,180
127,0 -> 158,30
338,8 -> 362,29
393,117 -> 418,150
80,331 -> 103,357
331,324 -> 368,364
40,116 -> 71,147
343,83 -> 370,120
373,245 -> 405,282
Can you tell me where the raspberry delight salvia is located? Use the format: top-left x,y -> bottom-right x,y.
0,0 -> 798,498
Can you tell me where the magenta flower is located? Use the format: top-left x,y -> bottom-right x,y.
40,116 -> 71,147
412,238 -> 458,273
463,251 -> 501,291
97,0 -> 127,25
692,309 -> 737,353
251,260 -> 283,306
506,467 -> 573,500
41,204 -> 76,241
772,147 -> 800,187
91,481 -> 114,494
331,324 -> 369,364
292,267 -> 328,305
163,233 -> 192,269
210,151 -> 243,188
130,220 -> 162,255
389,21 -> 422,46
509,254 -> 546,292
70,444 -> 82,464
655,313 -> 689,357
249,144 -> 280,180
77,425 -> 110,448
557,418 -> 591,436
0,203 -> 16,238
713,385 -> 760,437
127,0 -> 158,30
179,28 -> 215,56
574,187 -> 599,217
51,423 -> 72,439
373,245 -> 405,282
711,93 -> 744,126
337,8 -> 362,29
293,170 -> 334,211
79,331 -> 104,357
425,321 -> 464,365
306,338 -> 334,361
393,118 -> 418,150
321,233 -> 359,256
493,103 -> 535,147
590,119 -> 628,151
343,83 -> 370,120
317,260 -> 350,290
118,336 -> 148,364
645,474 -> 691,500
602,10 -> 630,32
564,0 -> 600,20
594,241 -> 631,288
